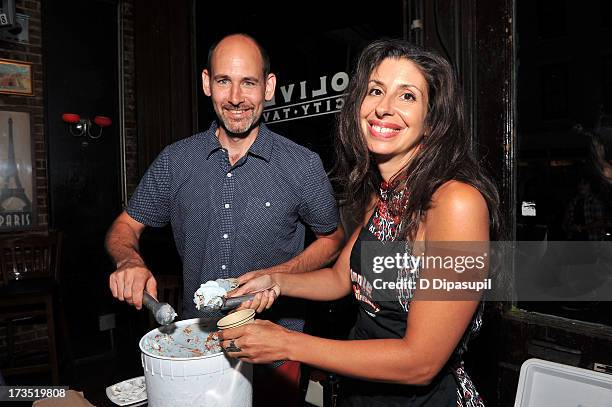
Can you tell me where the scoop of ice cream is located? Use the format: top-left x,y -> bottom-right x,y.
155,303 -> 178,325
216,278 -> 237,292
193,280 -> 227,310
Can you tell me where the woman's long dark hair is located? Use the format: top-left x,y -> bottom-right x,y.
332,39 -> 502,240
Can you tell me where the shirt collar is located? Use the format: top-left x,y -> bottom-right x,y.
202,121 -> 273,162
248,122 -> 273,162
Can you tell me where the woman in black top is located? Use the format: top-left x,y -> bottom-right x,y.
220,39 -> 501,406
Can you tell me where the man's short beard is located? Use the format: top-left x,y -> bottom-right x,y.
220,116 -> 261,138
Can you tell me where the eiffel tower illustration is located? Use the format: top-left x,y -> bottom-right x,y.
0,117 -> 32,212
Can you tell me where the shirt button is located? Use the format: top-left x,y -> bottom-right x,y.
223,233 -> 228,239
221,265 -> 226,270
227,172 -> 232,178
265,202 -> 271,207
224,203 -> 230,209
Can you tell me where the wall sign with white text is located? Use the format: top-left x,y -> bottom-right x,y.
263,72 -> 348,124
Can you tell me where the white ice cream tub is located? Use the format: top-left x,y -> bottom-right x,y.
139,317 -> 252,407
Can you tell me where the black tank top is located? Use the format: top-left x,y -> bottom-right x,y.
341,204 -> 484,406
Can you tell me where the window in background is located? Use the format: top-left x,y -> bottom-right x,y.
516,0 -> 612,325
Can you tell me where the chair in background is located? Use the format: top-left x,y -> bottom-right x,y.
0,231 -> 62,384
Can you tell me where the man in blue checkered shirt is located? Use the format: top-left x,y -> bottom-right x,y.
105,33 -> 344,406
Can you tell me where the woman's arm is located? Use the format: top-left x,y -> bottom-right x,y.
275,224 -> 359,300
222,182 -> 489,385
230,225 -> 361,307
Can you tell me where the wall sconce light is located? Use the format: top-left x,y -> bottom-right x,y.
61,113 -> 112,140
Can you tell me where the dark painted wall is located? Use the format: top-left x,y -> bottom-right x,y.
133,0 -> 195,175
43,0 -> 121,355
195,0 -> 405,169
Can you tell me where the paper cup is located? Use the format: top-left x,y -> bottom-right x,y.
217,309 -> 255,330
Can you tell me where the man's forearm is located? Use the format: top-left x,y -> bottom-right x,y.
105,214 -> 145,267
267,226 -> 344,274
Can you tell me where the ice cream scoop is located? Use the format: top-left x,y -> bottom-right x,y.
142,291 -> 177,325
209,293 -> 256,311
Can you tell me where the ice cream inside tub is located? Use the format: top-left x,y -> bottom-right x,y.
193,278 -> 239,310
142,319 -> 222,358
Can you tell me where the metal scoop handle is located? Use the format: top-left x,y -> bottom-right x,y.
221,293 -> 256,311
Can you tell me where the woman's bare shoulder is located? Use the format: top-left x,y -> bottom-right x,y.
426,180 -> 489,240
432,180 -> 486,208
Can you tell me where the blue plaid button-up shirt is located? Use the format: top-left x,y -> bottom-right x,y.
127,122 -> 339,331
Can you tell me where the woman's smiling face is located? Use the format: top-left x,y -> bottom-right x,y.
360,57 -> 429,166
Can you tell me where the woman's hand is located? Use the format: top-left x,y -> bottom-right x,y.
227,274 -> 281,313
218,320 -> 295,364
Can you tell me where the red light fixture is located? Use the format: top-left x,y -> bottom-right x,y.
93,115 -> 112,128
61,113 -> 112,140
61,113 -> 81,124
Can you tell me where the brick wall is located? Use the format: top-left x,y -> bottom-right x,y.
0,0 -> 139,222
0,0 -> 138,359
0,0 -> 47,228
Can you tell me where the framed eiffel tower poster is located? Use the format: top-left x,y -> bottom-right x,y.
0,110 -> 35,230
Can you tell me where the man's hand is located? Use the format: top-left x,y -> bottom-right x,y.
105,211 -> 153,310
109,258 -> 157,310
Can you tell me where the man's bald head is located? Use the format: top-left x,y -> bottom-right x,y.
207,33 -> 270,78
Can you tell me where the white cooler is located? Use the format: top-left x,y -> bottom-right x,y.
514,358 -> 612,407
